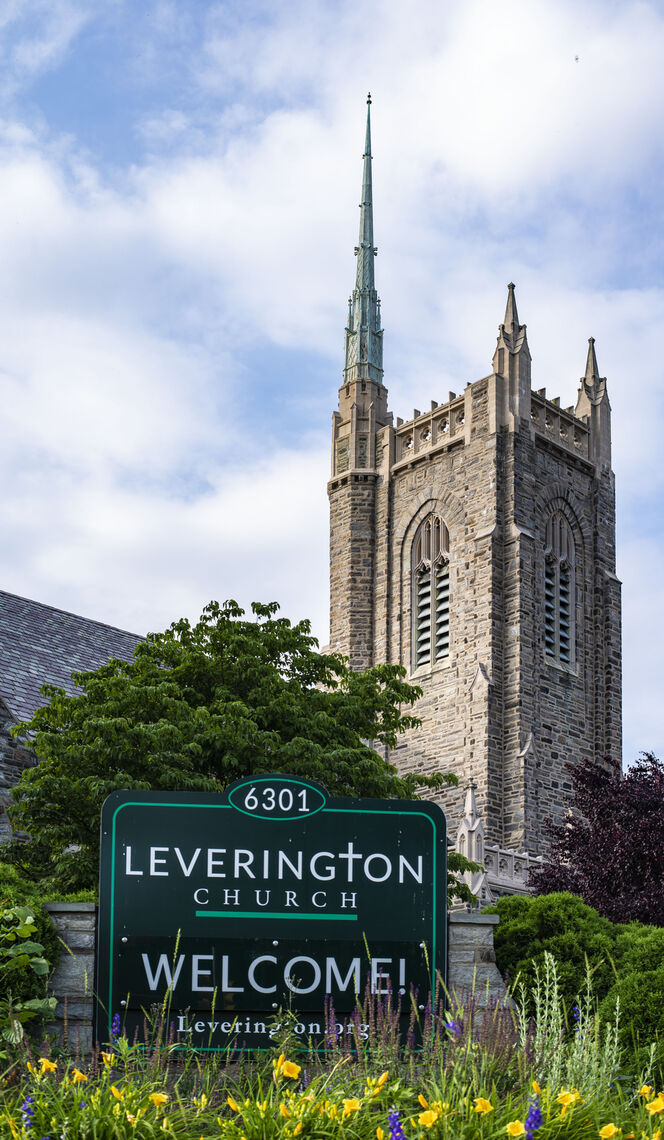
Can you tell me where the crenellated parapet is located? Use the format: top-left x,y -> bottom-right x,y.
530,390 -> 591,460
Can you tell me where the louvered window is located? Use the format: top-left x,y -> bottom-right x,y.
412,515 -> 450,669
544,513 -> 576,669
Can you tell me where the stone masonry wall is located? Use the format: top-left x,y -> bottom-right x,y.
328,472 -> 378,670
44,903 -> 96,1055
329,360 -> 622,856
386,383 -> 500,842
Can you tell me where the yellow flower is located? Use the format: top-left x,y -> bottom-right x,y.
72,1069 -> 88,1084
599,1126 -> 620,1139
377,1129 -> 385,1140
280,1104 -> 291,1118
532,1081 -> 542,1095
26,1062 -> 35,1075
39,1058 -> 57,1073
647,1098 -> 664,1117
343,1098 -> 361,1118
419,1095 -> 430,1109
506,1122 -> 526,1137
474,1098 -> 494,1115
150,1094 -> 168,1108
111,1086 -> 124,1101
419,1110 -> 439,1129
640,1087 -> 653,1099
227,1095 -> 240,1113
294,1123 -> 303,1135
274,1052 -> 286,1070
556,1089 -> 580,1117
377,1071 -> 389,1087
100,1052 -> 114,1067
281,1061 -> 301,1080
327,1105 -> 338,1120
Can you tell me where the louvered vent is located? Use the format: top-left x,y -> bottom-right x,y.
435,563 -> 450,659
544,560 -> 556,658
544,512 -> 576,669
559,565 -> 571,664
416,571 -> 432,666
412,512 -> 451,670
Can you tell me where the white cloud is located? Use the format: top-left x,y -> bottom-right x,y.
0,0 -> 661,766
0,0 -> 91,96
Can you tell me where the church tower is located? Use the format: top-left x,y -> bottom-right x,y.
328,100 -> 622,854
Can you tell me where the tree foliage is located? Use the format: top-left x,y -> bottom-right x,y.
530,753 -> 664,925
4,600 -> 460,894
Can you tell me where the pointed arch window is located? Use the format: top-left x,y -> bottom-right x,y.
544,513 -> 576,668
412,515 -> 450,669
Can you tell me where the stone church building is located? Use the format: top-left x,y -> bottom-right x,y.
327,99 -> 621,854
0,100 -> 621,859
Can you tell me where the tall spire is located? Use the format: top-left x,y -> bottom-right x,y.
356,93 -> 375,292
344,94 -> 383,385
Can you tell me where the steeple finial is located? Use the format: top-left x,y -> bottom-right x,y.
504,282 -> 519,332
343,96 -> 383,386
575,336 -> 611,465
585,336 -> 600,384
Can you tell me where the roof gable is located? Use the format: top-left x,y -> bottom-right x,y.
0,590 -> 142,724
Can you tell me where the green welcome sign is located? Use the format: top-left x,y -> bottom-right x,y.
96,775 -> 447,1050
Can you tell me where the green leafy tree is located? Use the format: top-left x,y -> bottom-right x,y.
4,600 -> 466,896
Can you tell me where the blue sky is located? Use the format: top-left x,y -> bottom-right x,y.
0,0 -> 662,768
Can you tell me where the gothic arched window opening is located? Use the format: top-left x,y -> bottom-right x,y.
412,514 -> 450,669
544,513 -> 576,668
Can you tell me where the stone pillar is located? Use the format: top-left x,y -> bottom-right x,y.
447,913 -> 507,1003
44,902 -> 96,1054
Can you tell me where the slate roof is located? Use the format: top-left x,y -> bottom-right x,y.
0,590 -> 143,724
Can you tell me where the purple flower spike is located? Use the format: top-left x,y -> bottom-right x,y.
21,1094 -> 36,1129
525,1096 -> 542,1140
389,1109 -> 406,1140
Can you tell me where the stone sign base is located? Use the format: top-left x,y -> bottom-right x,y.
44,904 -> 507,1055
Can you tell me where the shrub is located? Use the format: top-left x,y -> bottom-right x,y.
599,965 -> 664,1080
484,892 -> 618,1012
613,922 -> 664,975
0,903 -> 56,1046
0,862 -> 60,996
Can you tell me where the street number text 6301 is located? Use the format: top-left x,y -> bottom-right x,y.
227,777 -> 327,821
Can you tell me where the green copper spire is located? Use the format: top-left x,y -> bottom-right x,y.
356,92 -> 375,292
344,93 -> 383,385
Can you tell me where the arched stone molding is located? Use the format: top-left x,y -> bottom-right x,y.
393,487 -> 465,672
536,486 -> 588,676
536,483 -> 589,560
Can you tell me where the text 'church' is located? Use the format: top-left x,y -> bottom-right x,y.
327,98 -> 621,854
